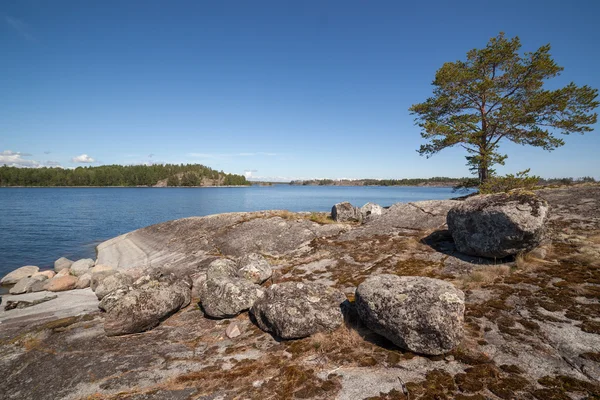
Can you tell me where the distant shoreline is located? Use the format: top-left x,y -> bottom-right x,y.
0,185 -> 252,188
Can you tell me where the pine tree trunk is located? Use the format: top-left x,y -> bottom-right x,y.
479,166 -> 489,184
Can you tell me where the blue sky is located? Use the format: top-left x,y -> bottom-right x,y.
1,0 -> 599,180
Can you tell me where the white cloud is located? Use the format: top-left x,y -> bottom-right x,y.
71,154 -> 95,163
0,150 -> 39,167
45,161 -> 62,167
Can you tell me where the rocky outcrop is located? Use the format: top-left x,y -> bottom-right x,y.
332,202 -> 361,222
447,191 -> 549,258
9,275 -> 47,295
45,275 -> 79,292
355,274 -> 465,355
199,277 -> 264,318
54,257 -> 73,272
1,266 -> 39,285
237,253 -> 272,284
251,282 -> 346,339
104,280 -> 191,336
70,259 -> 95,277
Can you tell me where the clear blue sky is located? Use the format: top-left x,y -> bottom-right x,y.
1,0 -> 599,180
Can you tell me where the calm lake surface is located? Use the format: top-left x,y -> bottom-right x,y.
0,185 -> 462,277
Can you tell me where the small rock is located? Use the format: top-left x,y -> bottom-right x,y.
90,269 -> 117,291
9,275 -> 46,294
30,280 -> 47,293
70,259 -> 95,277
355,274 -> 465,355
89,264 -> 114,275
1,266 -> 39,285
54,257 -> 73,272
45,275 -> 79,292
200,276 -> 264,319
331,202 -> 361,222
237,253 -> 272,284
226,322 -> 242,338
56,268 -> 71,277
76,273 -> 92,289
190,271 -> 207,298
33,270 -> 56,280
251,281 -> 346,339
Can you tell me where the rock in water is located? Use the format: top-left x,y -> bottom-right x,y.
54,257 -> 74,272
251,282 -> 346,339
200,277 -> 264,318
355,275 -> 464,355
360,202 -> 384,222
447,191 -> 549,258
70,259 -> 95,277
45,275 -> 79,292
104,281 -> 191,336
237,253 -> 272,284
331,202 -> 361,222
1,266 -> 40,285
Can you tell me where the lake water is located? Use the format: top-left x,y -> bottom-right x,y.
0,185 -> 462,278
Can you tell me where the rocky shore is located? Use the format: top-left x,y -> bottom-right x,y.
1,184 -> 599,399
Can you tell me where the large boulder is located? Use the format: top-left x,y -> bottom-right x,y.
45,275 -> 79,292
251,282 -> 346,339
331,202 -> 361,222
1,266 -> 39,285
205,258 -> 238,280
94,273 -> 133,300
70,259 -> 95,277
447,191 -> 549,258
355,274 -> 465,355
237,253 -> 272,284
200,277 -> 264,318
104,281 -> 191,336
54,257 -> 73,272
9,275 -> 47,294
360,202 -> 384,222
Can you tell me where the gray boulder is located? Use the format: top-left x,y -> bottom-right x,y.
90,269 -> 117,291
94,273 -> 133,300
98,288 -> 129,312
251,282 -> 346,339
355,274 -> 465,355
70,259 -> 95,277
360,202 -> 384,222
1,266 -> 39,285
54,257 -> 73,272
447,191 -> 549,258
237,253 -> 272,284
76,273 -> 92,289
331,202 -> 361,222
206,258 -> 238,280
30,280 -> 48,293
104,281 -> 191,336
9,275 -> 47,295
200,277 -> 264,318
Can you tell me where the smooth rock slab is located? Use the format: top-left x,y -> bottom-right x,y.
251,281 -> 346,339
1,266 -> 39,285
104,281 -> 191,336
447,191 -> 549,258
200,276 -> 264,318
355,274 -> 464,355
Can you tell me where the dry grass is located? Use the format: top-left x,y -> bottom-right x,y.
308,212 -> 337,225
457,265 -> 511,290
308,323 -> 365,355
